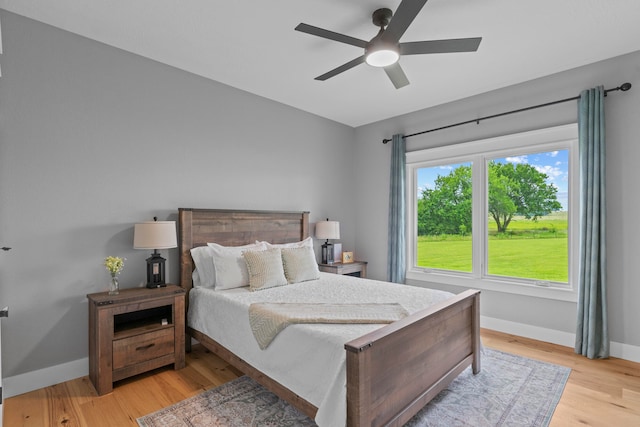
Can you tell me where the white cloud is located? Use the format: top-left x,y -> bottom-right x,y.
535,164 -> 564,181
505,156 -> 528,164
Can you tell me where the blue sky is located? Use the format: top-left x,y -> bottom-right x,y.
417,150 -> 569,210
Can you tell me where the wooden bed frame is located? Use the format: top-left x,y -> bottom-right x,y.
178,208 -> 481,427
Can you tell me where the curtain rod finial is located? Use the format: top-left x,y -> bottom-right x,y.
382,138 -> 391,144
621,82 -> 632,91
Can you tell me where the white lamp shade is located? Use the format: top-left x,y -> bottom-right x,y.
315,221 -> 340,240
133,221 -> 177,249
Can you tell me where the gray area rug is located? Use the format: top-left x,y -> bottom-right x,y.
137,348 -> 570,427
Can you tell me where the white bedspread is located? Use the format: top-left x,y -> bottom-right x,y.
188,272 -> 453,427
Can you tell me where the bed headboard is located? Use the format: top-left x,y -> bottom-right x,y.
178,208 -> 310,294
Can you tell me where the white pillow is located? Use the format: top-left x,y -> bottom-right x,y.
282,246 -> 320,284
208,242 -> 266,290
243,248 -> 288,291
190,246 -> 216,288
192,269 -> 202,288
260,236 -> 313,249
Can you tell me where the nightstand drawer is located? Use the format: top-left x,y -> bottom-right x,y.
318,261 -> 367,278
113,327 -> 174,370
338,263 -> 364,275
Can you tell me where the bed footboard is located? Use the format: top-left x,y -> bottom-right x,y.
344,289 -> 481,427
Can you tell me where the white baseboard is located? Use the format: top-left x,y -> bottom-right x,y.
3,357 -> 88,399
481,315 -> 640,363
610,341 -> 640,363
4,320 -> 640,398
4,340 -> 197,398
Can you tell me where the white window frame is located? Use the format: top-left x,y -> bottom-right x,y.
406,124 -> 579,302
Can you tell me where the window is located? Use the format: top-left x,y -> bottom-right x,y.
406,124 -> 579,301
417,161 -> 473,273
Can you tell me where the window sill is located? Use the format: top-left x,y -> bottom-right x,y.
406,269 -> 578,302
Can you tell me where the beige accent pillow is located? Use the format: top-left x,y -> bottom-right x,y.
282,246 -> 320,284
244,248 -> 288,291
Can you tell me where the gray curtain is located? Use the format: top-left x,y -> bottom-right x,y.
387,134 -> 406,283
575,86 -> 609,359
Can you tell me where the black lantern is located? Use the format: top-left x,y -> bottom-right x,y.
145,250 -> 167,288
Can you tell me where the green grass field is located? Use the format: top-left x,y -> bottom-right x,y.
417,212 -> 568,282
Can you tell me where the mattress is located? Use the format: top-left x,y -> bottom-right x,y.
187,272 -> 453,427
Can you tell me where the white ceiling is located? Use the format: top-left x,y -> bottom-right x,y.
2,0 -> 639,127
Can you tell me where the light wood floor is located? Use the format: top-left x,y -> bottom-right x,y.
4,329 -> 640,426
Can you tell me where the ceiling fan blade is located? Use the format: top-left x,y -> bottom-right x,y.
384,63 -> 410,89
295,23 -> 367,48
382,0 -> 429,43
315,56 -> 366,81
400,37 -> 482,55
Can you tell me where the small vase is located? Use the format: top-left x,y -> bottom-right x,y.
109,275 -> 119,295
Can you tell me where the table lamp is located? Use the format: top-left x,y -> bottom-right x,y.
316,218 -> 340,264
133,217 -> 177,288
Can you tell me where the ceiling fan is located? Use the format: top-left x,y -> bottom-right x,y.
295,0 -> 482,89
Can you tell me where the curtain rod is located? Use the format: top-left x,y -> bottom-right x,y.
382,82 -> 632,144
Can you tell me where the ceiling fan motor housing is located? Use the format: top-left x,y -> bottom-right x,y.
372,8 -> 393,28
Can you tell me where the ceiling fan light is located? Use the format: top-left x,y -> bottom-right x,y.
365,49 -> 399,67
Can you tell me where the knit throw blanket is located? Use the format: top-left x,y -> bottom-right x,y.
248,302 -> 409,349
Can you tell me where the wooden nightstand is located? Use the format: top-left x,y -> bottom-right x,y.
87,285 -> 186,395
318,261 -> 367,278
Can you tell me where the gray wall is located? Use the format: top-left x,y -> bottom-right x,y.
0,11 -> 356,379
354,50 -> 640,348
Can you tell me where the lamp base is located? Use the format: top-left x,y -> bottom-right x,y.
146,251 -> 167,288
321,242 -> 335,264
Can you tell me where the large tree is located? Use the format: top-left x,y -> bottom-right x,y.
419,165 -> 472,235
488,161 -> 562,232
419,162 -> 562,235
